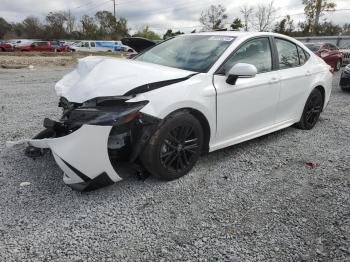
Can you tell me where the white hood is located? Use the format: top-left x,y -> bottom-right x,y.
55,56 -> 194,103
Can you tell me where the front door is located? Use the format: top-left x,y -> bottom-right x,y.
213,37 -> 281,147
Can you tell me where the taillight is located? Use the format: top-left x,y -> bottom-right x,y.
329,67 -> 334,74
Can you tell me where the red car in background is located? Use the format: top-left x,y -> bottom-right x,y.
304,42 -> 343,71
16,41 -> 69,52
0,41 -> 14,51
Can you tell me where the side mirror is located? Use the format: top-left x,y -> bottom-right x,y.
226,63 -> 258,85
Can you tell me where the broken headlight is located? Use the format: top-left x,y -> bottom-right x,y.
62,97 -> 149,129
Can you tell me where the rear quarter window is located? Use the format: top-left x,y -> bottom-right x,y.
297,46 -> 310,65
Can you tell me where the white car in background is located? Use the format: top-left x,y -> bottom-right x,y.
11,32 -> 333,191
8,39 -> 36,48
70,40 -> 135,53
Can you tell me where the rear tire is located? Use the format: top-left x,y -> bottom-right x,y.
140,112 -> 203,181
294,88 -> 323,130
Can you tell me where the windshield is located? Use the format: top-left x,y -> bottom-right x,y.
305,44 -> 321,52
135,35 -> 235,72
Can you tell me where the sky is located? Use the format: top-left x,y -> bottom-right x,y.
0,0 -> 349,34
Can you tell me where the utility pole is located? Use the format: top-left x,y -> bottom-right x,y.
314,0 -> 322,34
112,0 -> 116,20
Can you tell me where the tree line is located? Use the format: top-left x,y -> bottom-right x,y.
0,0 -> 349,41
0,11 -> 167,41
199,0 -> 350,37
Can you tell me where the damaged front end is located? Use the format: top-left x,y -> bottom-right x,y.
23,96 -> 160,191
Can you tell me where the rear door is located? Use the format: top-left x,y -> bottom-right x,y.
31,42 -> 40,51
274,38 -> 313,123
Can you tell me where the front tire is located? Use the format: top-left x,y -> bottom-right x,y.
295,88 -> 323,130
141,112 -> 203,181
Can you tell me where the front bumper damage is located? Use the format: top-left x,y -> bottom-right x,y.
7,97 -> 160,191
30,125 -> 118,191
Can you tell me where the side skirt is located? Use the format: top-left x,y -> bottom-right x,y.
209,119 -> 299,152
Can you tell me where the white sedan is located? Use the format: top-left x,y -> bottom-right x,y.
14,32 -> 333,191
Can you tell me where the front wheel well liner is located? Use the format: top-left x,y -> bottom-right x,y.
165,108 -> 211,154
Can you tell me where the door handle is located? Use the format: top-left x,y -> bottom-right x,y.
269,77 -> 280,84
305,71 -> 312,76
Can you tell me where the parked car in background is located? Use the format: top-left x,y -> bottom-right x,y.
121,37 -> 157,53
121,37 -> 157,58
15,32 -> 333,191
16,41 -> 69,52
304,42 -> 343,71
9,39 -> 37,48
0,41 -> 14,51
340,65 -> 350,90
50,40 -> 70,51
69,40 -> 135,53
340,42 -> 350,65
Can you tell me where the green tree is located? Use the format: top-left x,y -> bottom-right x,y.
45,11 -> 68,39
230,18 -> 243,30
199,5 -> 228,31
302,0 -> 336,34
133,26 -> 161,40
274,15 -> 295,35
81,15 -> 98,39
22,16 -> 43,38
317,21 -> 341,36
253,1 -> 276,32
10,22 -> 25,38
163,29 -> 184,40
95,11 -> 116,39
343,23 -> 350,36
0,17 -> 11,39
116,17 -> 130,39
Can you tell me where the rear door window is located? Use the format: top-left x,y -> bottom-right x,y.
275,38 -> 299,69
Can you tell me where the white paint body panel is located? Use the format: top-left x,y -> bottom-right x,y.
9,125 -> 121,185
55,56 -> 195,103
9,32 -> 333,187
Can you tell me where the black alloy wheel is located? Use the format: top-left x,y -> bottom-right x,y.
160,125 -> 200,172
141,112 -> 203,180
295,88 -> 323,130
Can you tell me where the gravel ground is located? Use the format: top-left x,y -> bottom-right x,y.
0,52 -> 123,67
0,66 -> 349,261
0,55 -> 75,67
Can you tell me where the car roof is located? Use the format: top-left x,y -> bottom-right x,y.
192,31 -> 291,37
185,31 -> 306,44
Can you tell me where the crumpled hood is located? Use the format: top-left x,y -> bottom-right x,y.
55,56 -> 195,103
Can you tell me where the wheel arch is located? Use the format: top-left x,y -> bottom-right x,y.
164,107 -> 211,154
315,85 -> 326,110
